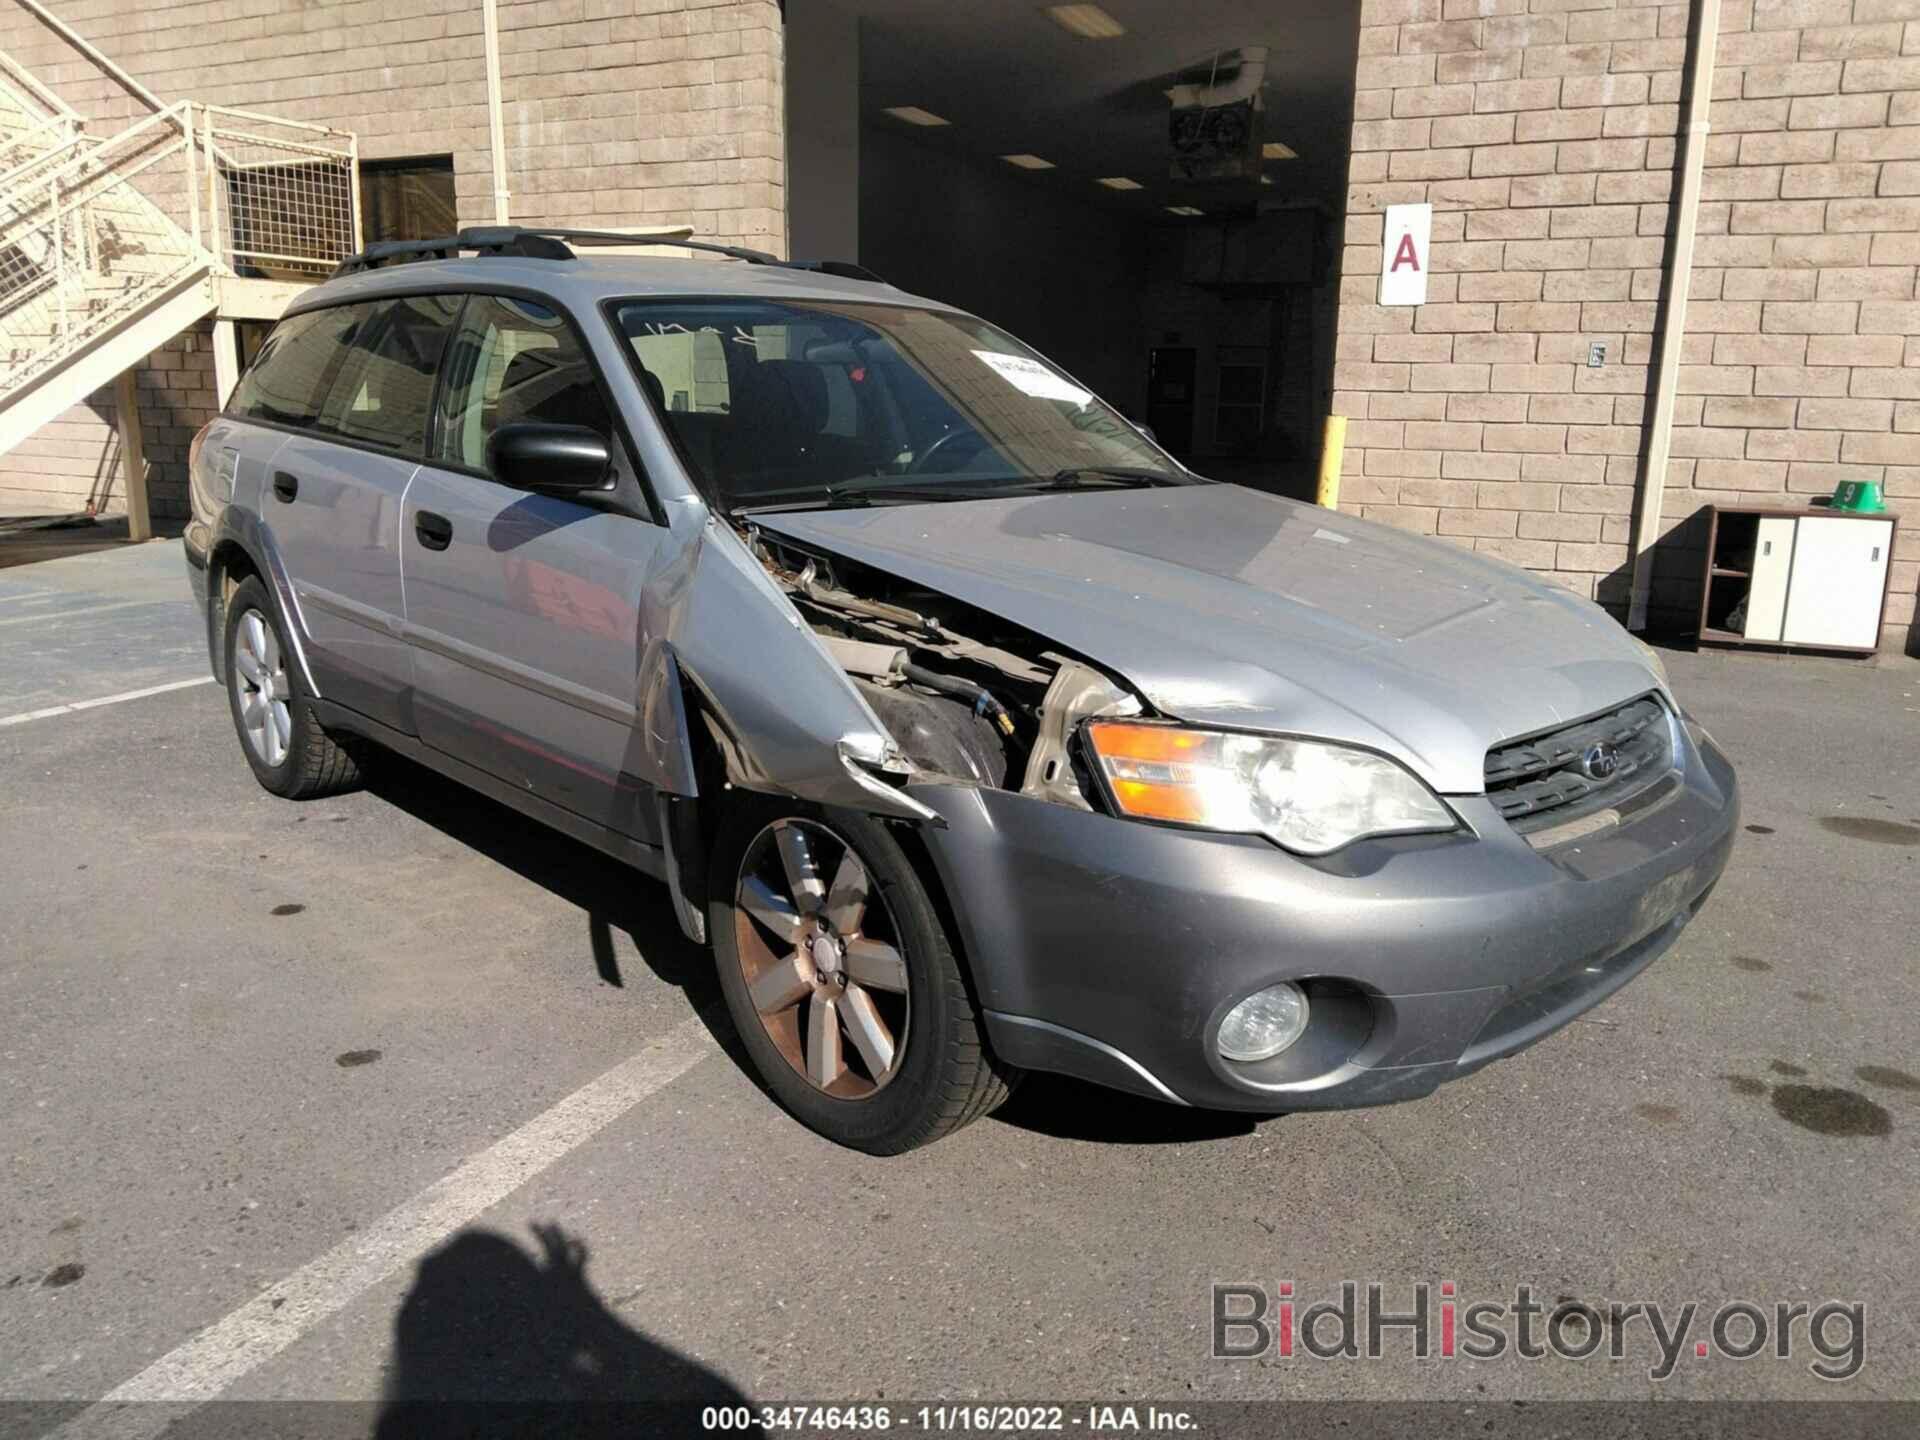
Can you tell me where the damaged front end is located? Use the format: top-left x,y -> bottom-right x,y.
744,527 -> 1142,818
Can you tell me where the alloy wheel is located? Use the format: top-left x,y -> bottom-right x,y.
733,818 -> 910,1099
232,608 -> 292,768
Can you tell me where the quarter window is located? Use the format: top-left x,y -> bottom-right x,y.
227,306 -> 354,429
434,293 -> 616,475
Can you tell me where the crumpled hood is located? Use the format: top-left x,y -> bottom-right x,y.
756,484 -> 1663,794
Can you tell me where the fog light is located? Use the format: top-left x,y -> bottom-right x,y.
1217,982 -> 1309,1062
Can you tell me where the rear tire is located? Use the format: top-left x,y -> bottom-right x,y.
710,795 -> 1016,1153
223,576 -> 361,800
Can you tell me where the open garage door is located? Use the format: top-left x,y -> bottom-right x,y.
785,0 -> 1358,499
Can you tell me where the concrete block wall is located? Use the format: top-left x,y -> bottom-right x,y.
0,0 -> 784,518
0,326 -> 211,521
0,0 -> 784,248
1336,0 -> 1920,652
1335,0 -> 1693,613
1674,0 -> 1920,647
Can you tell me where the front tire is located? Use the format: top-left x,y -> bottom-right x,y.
710,797 -> 1016,1153
223,576 -> 360,800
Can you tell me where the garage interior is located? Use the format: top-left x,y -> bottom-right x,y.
784,0 -> 1359,499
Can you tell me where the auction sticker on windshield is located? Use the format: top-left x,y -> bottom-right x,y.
973,349 -> 1092,406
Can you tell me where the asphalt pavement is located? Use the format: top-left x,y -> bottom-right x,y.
1,541 -> 1917,1429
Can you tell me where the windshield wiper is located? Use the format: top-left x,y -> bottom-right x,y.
729,468 -> 1193,515
732,481 -> 1012,515
1037,466 -> 1191,490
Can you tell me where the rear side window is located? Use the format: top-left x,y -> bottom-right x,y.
434,294 -> 615,474
227,306 -> 354,428
228,295 -> 458,457
313,295 -> 459,454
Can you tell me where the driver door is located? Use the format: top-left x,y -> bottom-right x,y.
400,291 -> 671,841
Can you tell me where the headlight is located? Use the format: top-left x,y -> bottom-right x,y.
1085,721 -> 1456,855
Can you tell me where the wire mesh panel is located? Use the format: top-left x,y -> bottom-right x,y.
200,108 -> 355,280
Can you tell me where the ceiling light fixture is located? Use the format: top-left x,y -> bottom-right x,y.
884,106 -> 950,127
1002,153 -> 1056,169
1262,141 -> 1298,160
1165,205 -> 1204,216
1045,4 -> 1127,39
1096,176 -> 1143,190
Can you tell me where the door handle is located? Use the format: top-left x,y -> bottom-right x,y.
414,510 -> 453,551
271,470 -> 298,503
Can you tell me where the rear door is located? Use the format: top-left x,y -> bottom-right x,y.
235,294 -> 459,730
400,291 -> 673,840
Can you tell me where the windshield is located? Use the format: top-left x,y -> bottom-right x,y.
608,297 -> 1186,511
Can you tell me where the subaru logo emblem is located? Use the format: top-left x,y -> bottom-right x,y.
1580,742 -> 1621,781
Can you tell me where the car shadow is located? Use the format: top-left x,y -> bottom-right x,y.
357,751 -> 758,1083
991,1074 -> 1263,1145
359,751 -> 1263,1149
374,1221 -> 763,1438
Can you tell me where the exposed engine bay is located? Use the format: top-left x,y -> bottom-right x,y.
747,530 -> 1140,810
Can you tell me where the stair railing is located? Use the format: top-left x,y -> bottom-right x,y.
0,43 -> 359,403
0,100 -> 210,392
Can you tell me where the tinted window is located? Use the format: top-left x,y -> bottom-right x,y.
227,306 -> 355,428
435,294 -> 615,474
313,295 -> 459,454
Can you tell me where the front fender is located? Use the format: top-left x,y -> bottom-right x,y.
649,500 -> 939,825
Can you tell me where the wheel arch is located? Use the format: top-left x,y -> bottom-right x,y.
206,510 -> 320,699
879,813 -> 999,1056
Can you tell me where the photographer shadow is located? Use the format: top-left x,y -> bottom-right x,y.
375,1222 -> 762,1439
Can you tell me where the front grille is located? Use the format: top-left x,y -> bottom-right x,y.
1483,695 -> 1672,831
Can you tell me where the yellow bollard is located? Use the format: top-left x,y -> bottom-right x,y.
1317,414 -> 1347,510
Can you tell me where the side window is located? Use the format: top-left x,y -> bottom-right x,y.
227,306 -> 359,429
312,295 -> 459,454
434,294 -> 615,473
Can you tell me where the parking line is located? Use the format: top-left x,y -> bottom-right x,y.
0,598 -> 165,628
0,676 -> 216,728
50,1017 -> 717,1437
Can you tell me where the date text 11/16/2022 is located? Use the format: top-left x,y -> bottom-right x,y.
700,1403 -> 1199,1432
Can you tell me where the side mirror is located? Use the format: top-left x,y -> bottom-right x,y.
488,422 -> 611,494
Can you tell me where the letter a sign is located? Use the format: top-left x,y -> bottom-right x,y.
1379,203 -> 1431,307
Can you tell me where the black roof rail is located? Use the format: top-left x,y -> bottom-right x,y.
330,227 -> 568,277
329,226 -> 884,285
781,259 -> 888,284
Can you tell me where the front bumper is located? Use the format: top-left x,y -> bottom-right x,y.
911,719 -> 1737,1112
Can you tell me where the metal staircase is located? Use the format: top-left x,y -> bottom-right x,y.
0,48 -> 359,466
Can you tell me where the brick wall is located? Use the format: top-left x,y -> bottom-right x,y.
1336,0 -> 1920,652
1335,0 -> 1693,611
1673,0 -> 1920,647
0,0 -> 784,518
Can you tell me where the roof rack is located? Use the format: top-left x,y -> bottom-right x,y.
329,226 -> 882,284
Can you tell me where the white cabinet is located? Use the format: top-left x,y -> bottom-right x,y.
1781,515 -> 1894,650
1705,507 -> 1898,653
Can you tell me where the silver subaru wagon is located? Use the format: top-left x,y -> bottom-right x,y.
185,227 -> 1738,1153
